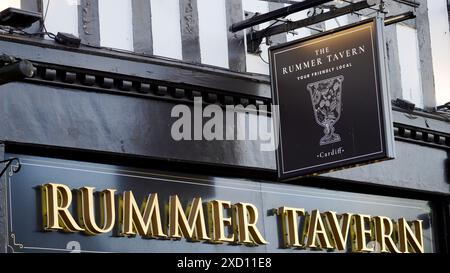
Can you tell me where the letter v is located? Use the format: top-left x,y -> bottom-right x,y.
324,211 -> 352,251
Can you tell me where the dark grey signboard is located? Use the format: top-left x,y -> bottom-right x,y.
4,154 -> 432,253
269,18 -> 395,180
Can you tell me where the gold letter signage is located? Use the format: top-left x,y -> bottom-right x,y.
41,183 -> 425,253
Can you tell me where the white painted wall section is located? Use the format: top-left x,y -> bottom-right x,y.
0,0 -> 20,11
98,0 -> 133,51
427,0 -> 450,105
198,0 -> 229,68
325,14 -> 348,31
150,0 -> 182,60
243,0 -> 270,75
285,10 -> 311,41
396,24 -> 424,108
42,0 -> 79,37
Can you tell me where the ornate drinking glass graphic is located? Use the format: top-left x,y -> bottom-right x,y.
307,76 -> 344,146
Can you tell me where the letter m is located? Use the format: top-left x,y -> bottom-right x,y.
168,195 -> 211,241
121,191 -> 167,238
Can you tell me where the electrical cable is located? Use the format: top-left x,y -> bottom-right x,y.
258,52 -> 269,64
40,0 -> 51,32
257,15 -> 289,42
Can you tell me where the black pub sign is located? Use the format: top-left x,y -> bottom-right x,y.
269,18 -> 395,180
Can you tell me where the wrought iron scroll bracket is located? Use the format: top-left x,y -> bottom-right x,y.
0,158 -> 21,178
244,0 -> 416,54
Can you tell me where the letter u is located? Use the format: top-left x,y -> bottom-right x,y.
79,187 -> 117,235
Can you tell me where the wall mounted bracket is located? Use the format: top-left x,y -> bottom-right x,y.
0,158 -> 21,178
0,54 -> 34,85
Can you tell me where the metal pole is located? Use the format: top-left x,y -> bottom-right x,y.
392,0 -> 420,8
258,0 -> 300,4
248,0 -> 378,44
384,11 -> 416,26
230,0 -> 334,32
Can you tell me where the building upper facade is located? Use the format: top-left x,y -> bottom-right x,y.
1,0 -> 449,109
0,0 -> 449,195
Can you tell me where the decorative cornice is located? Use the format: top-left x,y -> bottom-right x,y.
23,61 -> 271,109
19,61 -> 450,151
393,123 -> 450,150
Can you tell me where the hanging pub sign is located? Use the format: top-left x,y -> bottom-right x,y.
269,17 -> 395,180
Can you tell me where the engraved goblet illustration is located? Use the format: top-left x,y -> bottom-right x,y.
307,75 -> 344,146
